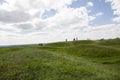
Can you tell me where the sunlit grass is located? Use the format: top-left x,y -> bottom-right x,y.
0,38 -> 120,80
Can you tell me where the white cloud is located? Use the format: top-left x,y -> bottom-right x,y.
95,12 -> 103,16
0,0 -> 73,11
89,12 -> 104,21
106,0 -> 120,16
47,7 -> 89,31
0,23 -> 20,32
15,23 -> 33,30
0,0 -> 119,45
86,2 -> 94,7
112,17 -> 120,23
0,10 -> 31,23
106,0 -> 120,23
1,24 -> 119,45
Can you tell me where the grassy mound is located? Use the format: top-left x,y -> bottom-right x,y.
39,39 -> 120,64
63,44 -> 120,58
46,40 -> 94,47
0,38 -> 120,80
96,38 -> 120,48
0,48 -> 111,80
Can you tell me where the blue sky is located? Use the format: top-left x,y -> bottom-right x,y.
0,0 -> 120,45
0,0 -> 5,4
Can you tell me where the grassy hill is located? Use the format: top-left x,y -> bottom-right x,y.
0,38 -> 120,80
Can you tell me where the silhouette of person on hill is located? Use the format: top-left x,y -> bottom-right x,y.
73,38 -> 75,41
66,39 -> 68,42
76,38 -> 78,41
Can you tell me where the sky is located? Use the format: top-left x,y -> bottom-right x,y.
0,0 -> 120,45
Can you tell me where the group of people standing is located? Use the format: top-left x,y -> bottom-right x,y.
66,38 -> 78,42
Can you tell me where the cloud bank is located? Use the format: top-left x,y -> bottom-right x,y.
0,0 -> 120,45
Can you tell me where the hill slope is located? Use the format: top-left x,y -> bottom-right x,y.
0,38 -> 120,80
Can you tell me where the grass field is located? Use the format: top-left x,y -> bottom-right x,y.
0,38 -> 120,80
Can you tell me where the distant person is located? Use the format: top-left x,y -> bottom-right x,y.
73,38 -> 76,41
76,38 -> 78,41
100,38 -> 104,41
66,39 -> 68,42
87,38 -> 90,40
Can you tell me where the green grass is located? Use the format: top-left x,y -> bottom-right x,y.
0,38 -> 120,80
96,38 -> 120,48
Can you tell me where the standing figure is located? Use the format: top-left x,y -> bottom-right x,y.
66,39 -> 68,42
76,38 -> 78,41
73,38 -> 75,41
